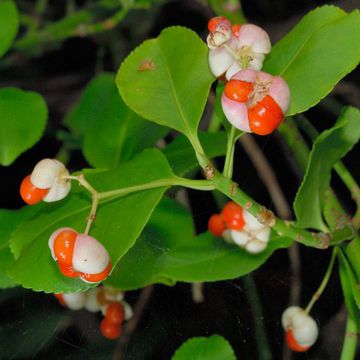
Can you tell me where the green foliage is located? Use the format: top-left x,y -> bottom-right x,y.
117,26 -> 215,149
163,131 -> 227,176
0,88 -> 47,166
294,107 -> 360,230
172,335 -> 236,360
9,149 -> 174,293
0,207 -> 39,289
65,73 -> 168,168
107,197 -> 292,290
264,6 -> 360,115
0,0 -> 18,58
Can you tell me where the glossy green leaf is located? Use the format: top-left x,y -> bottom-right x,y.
65,73 -> 168,168
0,207 -> 40,288
163,131 -> 227,176
294,107 -> 360,230
117,26 -> 215,147
0,1 -> 18,58
9,149 -> 173,293
172,335 -> 236,360
0,88 -> 47,166
264,6 -> 360,115
107,197 -> 292,290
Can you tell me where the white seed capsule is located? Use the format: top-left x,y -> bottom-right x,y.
62,292 -> 86,310
84,287 -> 101,313
245,238 -> 267,254
72,234 -> 110,274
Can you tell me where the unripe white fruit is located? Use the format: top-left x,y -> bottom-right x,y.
62,292 -> 86,310
72,234 -> 110,274
30,158 -> 71,202
222,229 -> 234,244
84,288 -> 101,312
245,238 -> 267,254
122,301 -> 133,320
282,306 -> 319,347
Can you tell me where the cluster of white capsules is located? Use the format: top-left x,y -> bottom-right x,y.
208,201 -> 271,254
206,16 -> 290,136
20,159 -> 112,283
55,286 -> 133,340
282,306 -> 319,352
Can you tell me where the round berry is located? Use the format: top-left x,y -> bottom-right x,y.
208,214 -> 226,237
222,202 -> 245,230
20,175 -> 49,205
100,318 -> 121,340
285,330 -> 310,352
208,16 -> 228,32
105,302 -> 125,325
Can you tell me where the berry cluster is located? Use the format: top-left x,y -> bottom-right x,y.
49,228 -> 111,283
207,16 -> 290,135
282,306 -> 319,352
20,159 -> 111,283
55,286 -> 133,340
208,201 -> 270,254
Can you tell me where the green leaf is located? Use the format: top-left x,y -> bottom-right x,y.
0,207 -> 39,288
0,1 -> 18,58
172,335 -> 236,360
294,107 -> 360,230
9,149 -> 173,293
263,6 -> 360,115
117,26 -> 215,148
65,73 -> 168,168
163,131 -> 227,176
0,88 -> 47,166
107,197 -> 292,290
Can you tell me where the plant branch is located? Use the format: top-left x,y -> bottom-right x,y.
304,248 -> 337,314
340,317 -> 358,360
223,126 -> 241,178
243,274 -> 272,360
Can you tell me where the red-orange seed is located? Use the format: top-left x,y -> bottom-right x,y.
285,330 -> 310,352
105,302 -> 125,325
222,201 -> 245,231
248,95 -> 283,135
208,16 -> 227,32
54,293 -> 66,306
100,318 -> 121,340
208,214 -> 226,237
81,262 -> 112,283
224,80 -> 253,103
58,263 -> 81,278
231,24 -> 241,37
20,175 -> 49,205
53,230 -> 78,266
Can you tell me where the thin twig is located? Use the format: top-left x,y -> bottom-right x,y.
113,286 -> 154,360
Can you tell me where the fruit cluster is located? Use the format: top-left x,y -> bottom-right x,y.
49,228 -> 111,283
207,16 -> 290,135
20,159 -> 111,283
282,306 -> 319,352
55,286 -> 133,340
208,201 -> 270,254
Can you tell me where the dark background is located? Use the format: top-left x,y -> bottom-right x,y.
0,1 -> 359,359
